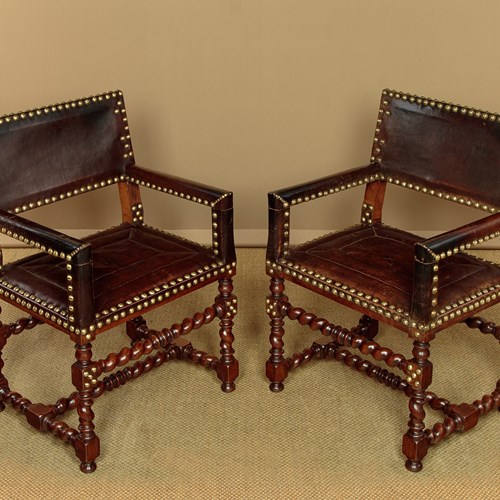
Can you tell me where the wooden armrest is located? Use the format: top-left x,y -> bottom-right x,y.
418,212 -> 500,262
411,212 -> 500,324
0,209 -> 94,330
125,165 -> 235,264
267,164 -> 381,261
0,209 -> 86,258
270,163 -> 380,207
125,164 -> 232,209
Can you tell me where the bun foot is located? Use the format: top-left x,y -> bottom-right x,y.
405,459 -> 423,472
80,461 -> 97,474
269,382 -> 284,392
221,382 -> 235,393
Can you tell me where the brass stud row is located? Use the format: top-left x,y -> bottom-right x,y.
267,256 -> 500,334
282,175 -> 381,208
114,100 -> 134,160
213,192 -> 231,207
12,175 -> 127,215
0,257 -> 236,336
127,176 -> 211,206
92,261 -> 236,330
430,284 -> 500,330
419,230 -> 500,262
212,213 -> 219,255
282,210 -> 290,256
0,90 -> 123,127
383,176 -> 496,214
0,281 -> 66,324
269,260 -> 407,323
383,88 -> 500,123
131,203 -> 144,224
0,225 -> 89,265
361,203 -> 374,225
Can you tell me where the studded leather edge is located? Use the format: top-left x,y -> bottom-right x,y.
92,261 -> 237,330
267,258 -> 500,335
0,90 -> 123,127
0,280 -> 68,323
0,260 -> 237,337
273,173 -> 381,209
373,89 -> 500,214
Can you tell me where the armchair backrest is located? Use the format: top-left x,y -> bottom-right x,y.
373,89 -> 500,212
0,90 -> 133,213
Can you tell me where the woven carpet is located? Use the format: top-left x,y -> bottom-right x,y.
0,248 -> 498,499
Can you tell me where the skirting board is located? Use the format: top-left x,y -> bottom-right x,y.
1,228 -> 499,249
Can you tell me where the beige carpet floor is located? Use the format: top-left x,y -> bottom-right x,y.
0,247 -> 498,499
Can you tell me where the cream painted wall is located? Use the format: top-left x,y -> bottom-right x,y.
0,0 -> 499,245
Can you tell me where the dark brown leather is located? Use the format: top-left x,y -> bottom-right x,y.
126,165 -> 236,264
376,92 -> 500,209
0,224 -> 224,323
0,208 -> 85,255
0,91 -> 132,211
422,212 -> 500,255
126,165 -> 232,208
281,223 -> 500,321
272,164 -> 380,204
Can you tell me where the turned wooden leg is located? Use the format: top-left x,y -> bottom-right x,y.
126,315 -> 148,344
357,314 -> 379,340
266,277 -> 289,392
215,277 -> 239,393
72,342 -> 100,473
0,317 -> 8,412
402,341 -> 432,472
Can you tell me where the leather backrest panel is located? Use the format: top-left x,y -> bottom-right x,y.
0,91 -> 133,211
374,90 -> 500,210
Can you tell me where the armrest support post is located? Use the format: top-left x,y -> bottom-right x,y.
411,244 -> 438,324
118,180 -> 142,224
267,164 -> 380,263
361,180 -> 387,224
0,209 -> 95,331
211,193 -> 236,265
266,194 -> 289,263
411,212 -> 500,325
68,244 -> 94,332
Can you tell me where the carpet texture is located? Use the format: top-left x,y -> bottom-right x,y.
0,248 -> 498,499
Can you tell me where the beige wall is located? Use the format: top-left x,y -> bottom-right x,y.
0,0 -> 499,244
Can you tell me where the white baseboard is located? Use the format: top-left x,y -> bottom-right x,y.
0,228 -> 499,249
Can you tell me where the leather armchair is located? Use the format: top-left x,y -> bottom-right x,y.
0,90 -> 238,472
265,89 -> 500,471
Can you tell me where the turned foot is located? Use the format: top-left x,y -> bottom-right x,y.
405,459 -> 423,473
80,461 -> 97,474
221,381 -> 236,393
269,382 -> 284,392
0,401 -> 4,412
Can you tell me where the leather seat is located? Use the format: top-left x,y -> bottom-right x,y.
1,224 -> 229,329
273,223 -> 500,334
